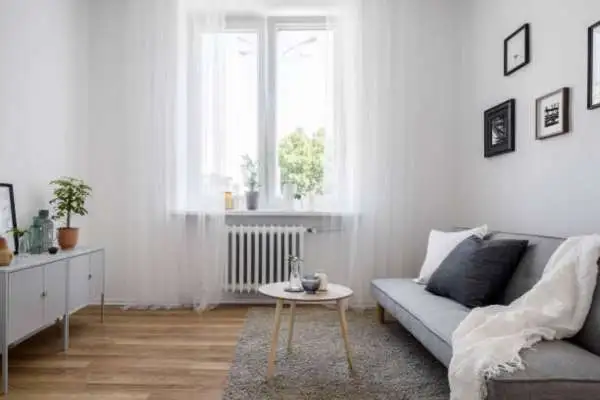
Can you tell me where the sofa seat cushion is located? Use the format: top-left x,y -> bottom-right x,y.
487,339 -> 600,399
371,278 -> 469,366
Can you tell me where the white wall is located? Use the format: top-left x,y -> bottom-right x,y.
393,0 -> 461,270
0,0 -> 89,232
456,0 -> 600,237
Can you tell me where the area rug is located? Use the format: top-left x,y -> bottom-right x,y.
222,307 -> 449,400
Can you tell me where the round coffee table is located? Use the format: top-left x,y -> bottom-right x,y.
258,282 -> 354,378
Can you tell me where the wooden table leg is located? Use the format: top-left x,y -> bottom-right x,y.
287,301 -> 296,352
267,299 -> 284,378
337,298 -> 353,370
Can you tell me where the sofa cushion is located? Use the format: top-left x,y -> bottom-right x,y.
371,278 -> 469,366
426,236 -> 528,308
487,339 -> 600,399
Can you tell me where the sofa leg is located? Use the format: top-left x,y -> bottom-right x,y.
376,303 -> 385,324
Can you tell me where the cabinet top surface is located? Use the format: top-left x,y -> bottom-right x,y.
0,247 -> 104,273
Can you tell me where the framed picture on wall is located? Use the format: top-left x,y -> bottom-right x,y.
504,23 -> 530,76
536,88 -> 570,140
588,20 -> 600,109
0,184 -> 17,253
484,99 -> 515,158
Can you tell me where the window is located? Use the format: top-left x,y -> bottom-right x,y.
222,16 -> 334,208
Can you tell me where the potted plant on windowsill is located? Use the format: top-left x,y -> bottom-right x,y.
241,154 -> 260,210
49,177 -> 92,250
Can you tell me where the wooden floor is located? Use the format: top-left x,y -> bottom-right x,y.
1,306 -> 249,400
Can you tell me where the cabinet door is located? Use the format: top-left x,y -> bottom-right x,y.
89,251 -> 104,304
43,261 -> 67,326
68,255 -> 90,313
9,268 -> 44,344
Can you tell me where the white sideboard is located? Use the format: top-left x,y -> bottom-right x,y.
0,247 -> 105,394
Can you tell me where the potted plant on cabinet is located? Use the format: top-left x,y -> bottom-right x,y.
49,177 -> 92,250
241,154 -> 260,210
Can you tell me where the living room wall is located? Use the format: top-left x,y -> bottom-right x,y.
455,0 -> 600,237
0,0 -> 89,230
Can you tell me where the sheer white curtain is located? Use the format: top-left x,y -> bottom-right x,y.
88,0 -> 228,309
316,0 -> 405,307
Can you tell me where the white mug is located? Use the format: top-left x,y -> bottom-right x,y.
315,272 -> 328,291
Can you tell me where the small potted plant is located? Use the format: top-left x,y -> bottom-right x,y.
241,155 -> 260,210
6,227 -> 29,255
49,177 -> 92,250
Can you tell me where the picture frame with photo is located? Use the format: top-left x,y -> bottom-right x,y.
504,23 -> 530,76
536,87 -> 570,140
588,20 -> 600,110
484,99 -> 516,158
0,183 -> 17,253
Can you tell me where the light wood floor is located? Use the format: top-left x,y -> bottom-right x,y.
1,306 -> 249,400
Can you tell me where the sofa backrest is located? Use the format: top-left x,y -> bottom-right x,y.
490,231 -> 600,357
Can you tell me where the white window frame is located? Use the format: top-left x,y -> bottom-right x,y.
225,15 -> 329,208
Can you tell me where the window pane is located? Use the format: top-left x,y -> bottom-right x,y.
276,29 -> 333,198
223,32 -> 258,190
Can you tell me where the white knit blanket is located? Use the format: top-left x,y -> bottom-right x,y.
449,235 -> 600,400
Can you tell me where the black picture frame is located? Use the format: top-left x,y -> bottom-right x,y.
504,23 -> 530,76
484,99 -> 516,158
588,20 -> 600,110
536,87 -> 570,140
0,183 -> 18,253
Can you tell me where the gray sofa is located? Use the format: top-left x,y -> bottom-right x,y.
372,231 -> 600,400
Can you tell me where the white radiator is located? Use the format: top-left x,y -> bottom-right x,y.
224,225 -> 306,293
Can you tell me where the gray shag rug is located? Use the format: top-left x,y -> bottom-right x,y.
223,307 -> 449,399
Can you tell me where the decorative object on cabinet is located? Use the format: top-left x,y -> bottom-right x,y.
6,227 -> 27,256
0,247 -> 105,394
0,237 -> 13,266
49,177 -> 92,250
241,154 -> 260,211
484,99 -> 516,158
28,216 -> 44,254
504,23 -> 530,76
536,87 -> 570,140
588,20 -> 600,109
38,209 -> 54,250
0,183 -> 17,253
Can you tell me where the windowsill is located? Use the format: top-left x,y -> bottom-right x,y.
173,210 -> 348,218
225,210 -> 346,217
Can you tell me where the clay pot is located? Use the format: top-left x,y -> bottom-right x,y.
57,228 -> 79,250
0,237 -> 14,267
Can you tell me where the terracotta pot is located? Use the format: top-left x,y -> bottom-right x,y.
57,228 -> 79,250
0,237 -> 13,267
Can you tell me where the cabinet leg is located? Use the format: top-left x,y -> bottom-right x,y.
2,342 -> 8,394
101,293 -> 105,323
63,313 -> 69,351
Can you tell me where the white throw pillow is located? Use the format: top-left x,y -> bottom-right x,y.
416,225 -> 488,284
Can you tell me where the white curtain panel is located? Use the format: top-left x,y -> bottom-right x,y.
89,0 -> 406,308
316,0 -> 404,307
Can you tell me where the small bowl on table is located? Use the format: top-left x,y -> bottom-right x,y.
301,275 -> 321,294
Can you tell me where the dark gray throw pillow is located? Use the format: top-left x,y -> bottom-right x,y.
425,236 -> 528,308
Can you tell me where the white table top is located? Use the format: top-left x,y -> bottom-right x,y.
259,282 -> 353,302
0,247 -> 104,273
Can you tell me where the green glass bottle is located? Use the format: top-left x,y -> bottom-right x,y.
29,217 -> 44,254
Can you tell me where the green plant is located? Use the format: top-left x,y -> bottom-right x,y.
278,127 -> 325,197
49,177 -> 92,228
241,154 -> 260,192
5,227 -> 28,238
